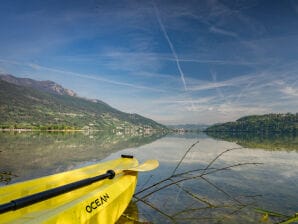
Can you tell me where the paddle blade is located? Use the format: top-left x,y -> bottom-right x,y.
125,160 -> 159,172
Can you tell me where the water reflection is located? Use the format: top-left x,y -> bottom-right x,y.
206,132 -> 298,151
107,134 -> 298,224
116,201 -> 142,224
0,131 -> 164,184
1,132 -> 297,223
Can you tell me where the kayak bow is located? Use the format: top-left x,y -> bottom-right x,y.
0,156 -> 158,224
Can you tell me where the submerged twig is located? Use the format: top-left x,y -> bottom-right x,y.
172,204 -> 236,218
134,195 -> 175,222
173,181 -> 215,207
200,176 -> 243,206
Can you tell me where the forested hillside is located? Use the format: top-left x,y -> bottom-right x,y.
205,113 -> 297,134
0,79 -> 168,133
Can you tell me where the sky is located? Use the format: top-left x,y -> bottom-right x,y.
0,0 -> 297,125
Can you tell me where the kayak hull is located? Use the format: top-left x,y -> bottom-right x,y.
0,157 -> 138,224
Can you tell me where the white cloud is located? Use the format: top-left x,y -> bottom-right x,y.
280,86 -> 298,97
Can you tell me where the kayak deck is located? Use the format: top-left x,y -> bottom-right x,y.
0,157 -> 138,224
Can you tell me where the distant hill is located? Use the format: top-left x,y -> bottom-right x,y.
205,113 -> 297,134
0,75 -> 168,133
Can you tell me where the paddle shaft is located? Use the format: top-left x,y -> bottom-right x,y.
0,170 -> 115,214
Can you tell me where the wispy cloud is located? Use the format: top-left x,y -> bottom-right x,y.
0,59 -> 166,93
187,72 -> 257,92
280,86 -> 298,97
209,26 -> 238,37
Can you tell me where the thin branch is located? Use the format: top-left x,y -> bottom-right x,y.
134,177 -> 171,197
172,140 -> 200,175
202,162 -> 262,176
173,181 -> 215,207
173,167 -> 217,178
137,174 -> 153,193
172,204 -> 236,218
134,145 -> 264,223
200,176 -> 243,206
136,162 -> 262,200
134,196 -> 175,222
202,147 -> 243,174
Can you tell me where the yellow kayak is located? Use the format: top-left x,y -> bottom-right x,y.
0,155 -> 158,224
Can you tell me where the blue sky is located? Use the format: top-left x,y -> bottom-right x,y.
0,0 -> 297,125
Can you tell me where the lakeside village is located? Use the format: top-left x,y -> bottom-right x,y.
0,124 -> 164,136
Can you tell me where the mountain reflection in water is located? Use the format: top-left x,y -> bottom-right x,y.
206,131 -> 298,151
0,131 -> 164,184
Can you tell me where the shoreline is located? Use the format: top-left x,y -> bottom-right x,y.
0,128 -> 86,132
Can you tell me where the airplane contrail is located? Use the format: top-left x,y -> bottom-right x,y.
152,2 -> 188,92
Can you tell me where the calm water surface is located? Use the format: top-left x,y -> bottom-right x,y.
0,131 -> 297,223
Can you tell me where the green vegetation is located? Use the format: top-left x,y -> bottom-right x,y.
205,113 -> 297,134
205,113 -> 297,150
0,80 -> 168,133
206,132 -> 298,151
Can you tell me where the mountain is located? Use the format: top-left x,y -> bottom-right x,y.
205,113 -> 297,134
0,75 -> 168,133
0,74 -> 77,97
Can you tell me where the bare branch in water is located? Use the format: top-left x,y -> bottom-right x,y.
133,144 -> 265,223
133,195 -> 175,222
172,204 -> 236,218
173,181 -> 215,207
172,140 -> 200,175
201,162 -> 262,177
134,163 -> 260,199
200,176 -> 243,205
137,174 -> 154,193
201,147 -> 243,175
135,162 -> 261,200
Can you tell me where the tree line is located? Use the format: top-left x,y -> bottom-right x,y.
205,113 -> 297,134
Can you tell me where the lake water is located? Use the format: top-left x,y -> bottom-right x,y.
0,131 -> 297,223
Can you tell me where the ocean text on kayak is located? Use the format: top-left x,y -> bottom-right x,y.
85,193 -> 110,213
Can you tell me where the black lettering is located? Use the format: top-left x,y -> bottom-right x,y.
91,202 -> 97,209
103,193 -> 110,200
100,196 -> 106,204
86,205 -> 92,213
85,193 -> 110,213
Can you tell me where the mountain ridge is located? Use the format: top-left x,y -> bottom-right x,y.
0,74 -> 77,97
0,75 -> 168,133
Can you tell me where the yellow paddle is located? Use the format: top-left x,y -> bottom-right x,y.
120,160 -> 159,173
